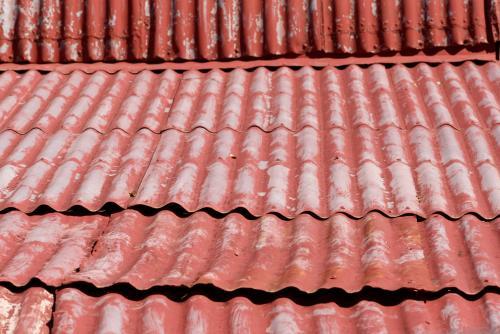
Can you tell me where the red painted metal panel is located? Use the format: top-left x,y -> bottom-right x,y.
0,121 -> 498,217
0,286 -> 53,334
0,0 -> 495,63
0,113 -> 498,217
52,289 -> 500,334
0,62 -> 498,135
0,210 -> 497,294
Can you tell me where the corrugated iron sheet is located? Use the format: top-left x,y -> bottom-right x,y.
52,289 -> 500,334
0,62 -> 498,134
0,122 -> 498,217
0,286 -> 53,334
0,210 -> 497,294
0,0 -> 496,63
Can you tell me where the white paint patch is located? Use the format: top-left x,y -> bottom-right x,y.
185,308 -> 207,334
297,162 -> 320,211
445,162 -> 476,201
255,216 -> 285,250
200,161 -> 229,205
266,165 -> 290,210
96,300 -> 128,334
477,164 -> 500,212
0,164 -> 18,190
296,128 -> 319,161
266,304 -> 302,334
328,163 -> 353,211
441,301 -> 461,333
242,130 -> 263,160
357,162 -> 386,209
362,230 -> 390,267
396,249 -> 425,264
0,297 -> 20,334
234,166 -> 255,196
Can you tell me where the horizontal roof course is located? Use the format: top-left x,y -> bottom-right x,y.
0,62 -> 498,134
52,289 -> 500,334
0,210 -> 497,294
0,0 -> 497,63
0,123 -> 498,218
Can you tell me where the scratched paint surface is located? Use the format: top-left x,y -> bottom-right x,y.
0,286 -> 53,334
0,0 -> 497,63
0,62 -> 499,217
0,210 -> 497,294
0,123 -> 498,217
0,62 -> 498,134
0,2 -> 498,331
52,289 -> 500,334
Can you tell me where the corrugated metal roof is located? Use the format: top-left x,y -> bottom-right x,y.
0,10 -> 497,327
0,286 -> 53,333
0,0 -> 496,63
0,210 -> 497,294
0,62 -> 498,134
52,289 -> 500,334
0,62 -> 498,218
0,123 -> 498,217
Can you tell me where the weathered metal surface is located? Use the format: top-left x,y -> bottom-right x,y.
0,210 -> 497,294
0,0 -> 495,63
0,62 -> 497,134
0,286 -> 53,334
52,289 -> 500,334
0,122 -> 498,218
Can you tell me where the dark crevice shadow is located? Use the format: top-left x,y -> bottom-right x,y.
1,203 -> 498,223
0,44 -> 496,74
1,279 -> 499,308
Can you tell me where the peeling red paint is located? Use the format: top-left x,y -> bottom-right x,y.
0,0 -> 496,63
52,289 -> 500,334
0,1 -> 498,331
1,210 -> 497,294
0,123 -> 498,217
0,286 -> 53,334
0,62 -> 497,135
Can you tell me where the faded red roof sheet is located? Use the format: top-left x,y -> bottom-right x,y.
0,62 -> 499,217
0,210 -> 497,294
52,289 -> 500,334
0,0 -> 496,63
0,62 -> 498,134
0,124 -> 498,217
0,1 -> 497,332
0,286 -> 53,333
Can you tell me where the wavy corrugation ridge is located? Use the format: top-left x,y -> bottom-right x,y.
0,121 -> 498,218
0,62 -> 498,134
0,0 -> 495,63
52,289 -> 500,334
0,210 -> 497,294
0,286 -> 53,334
